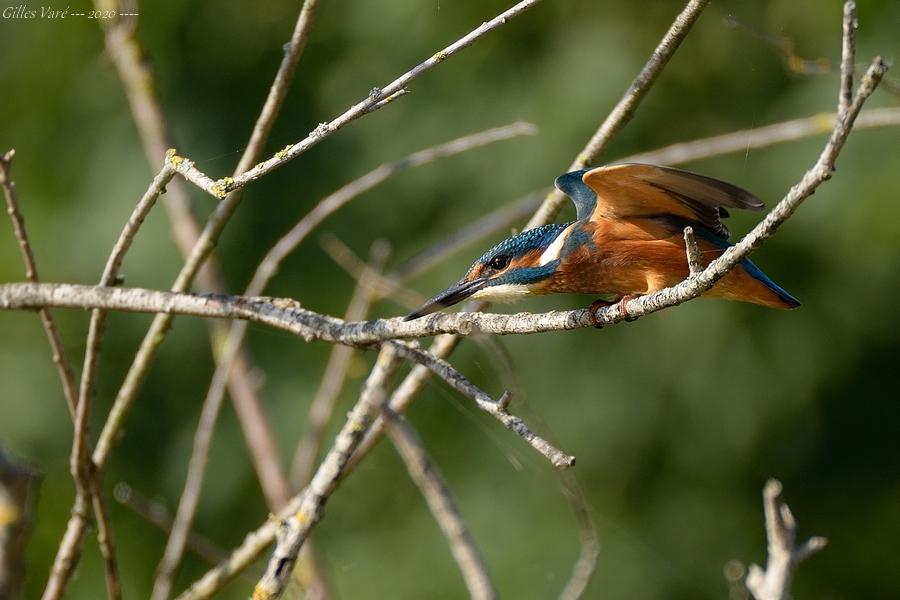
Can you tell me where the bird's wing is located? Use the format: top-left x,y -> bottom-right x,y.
576,163 -> 764,239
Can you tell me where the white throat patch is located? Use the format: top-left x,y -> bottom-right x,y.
538,223 -> 575,266
470,283 -> 533,303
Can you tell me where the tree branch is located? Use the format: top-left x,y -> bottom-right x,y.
253,345 -> 402,599
0,150 -> 78,417
745,479 -> 827,600
289,241 -> 391,488
383,408 -> 496,600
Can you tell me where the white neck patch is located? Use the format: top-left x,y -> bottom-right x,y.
538,223 -> 575,266
471,283 -> 533,303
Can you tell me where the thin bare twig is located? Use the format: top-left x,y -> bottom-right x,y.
43,163 -> 174,600
839,2 -> 857,115
4,152 -> 123,600
382,408 -> 496,600
745,480 -> 827,600
320,235 -> 425,309
526,0 -> 712,228
254,346 -> 402,599
389,343 -> 574,469
620,107 -> 900,166
114,483 -> 230,566
171,1 -> 543,198
289,241 -> 392,488
390,191 -> 545,282
0,151 -> 78,416
557,470 -> 600,600
682,226 -> 703,276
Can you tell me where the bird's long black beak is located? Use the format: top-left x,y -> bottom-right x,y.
404,278 -> 487,321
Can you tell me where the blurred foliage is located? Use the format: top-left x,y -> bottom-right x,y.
1,0 -> 899,598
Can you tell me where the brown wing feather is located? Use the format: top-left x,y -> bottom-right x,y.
581,163 -> 764,238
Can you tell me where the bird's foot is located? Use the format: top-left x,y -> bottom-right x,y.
617,294 -> 641,322
589,299 -> 614,328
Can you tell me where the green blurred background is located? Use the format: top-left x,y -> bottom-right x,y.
1,0 -> 898,598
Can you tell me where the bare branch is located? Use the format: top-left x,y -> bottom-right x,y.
839,2 -> 858,116
0,150 -> 78,416
389,343 -> 574,469
526,0 -> 711,228
173,2 -> 543,198
254,346 -> 402,599
114,483 -> 227,566
682,226 -> 702,276
383,408 -> 496,600
745,480 -> 827,600
290,241 -> 391,488
320,235 -> 424,309
343,334 -> 462,478
621,106 -> 900,166
557,470 -> 600,600
234,0 -> 321,178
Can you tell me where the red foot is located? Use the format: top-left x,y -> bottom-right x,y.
589,299 -> 614,328
617,294 -> 641,322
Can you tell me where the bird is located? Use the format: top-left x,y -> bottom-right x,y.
404,163 -> 799,322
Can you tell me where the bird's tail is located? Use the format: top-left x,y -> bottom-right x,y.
709,258 -> 800,309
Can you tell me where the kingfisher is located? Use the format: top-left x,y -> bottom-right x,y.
405,163 -> 799,322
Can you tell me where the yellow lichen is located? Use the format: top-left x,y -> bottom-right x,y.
166,148 -> 184,168
210,180 -> 228,199
275,145 -> 292,160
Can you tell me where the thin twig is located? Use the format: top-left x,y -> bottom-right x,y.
620,106 -> 900,166
0,150 -> 78,416
388,343 -> 574,469
526,0 -> 712,229
839,2 -> 857,115
343,335 -> 461,478
745,480 -> 827,600
557,470 -> 600,600
382,407 -> 496,600
390,191 -> 545,283
95,0 -> 294,517
171,2 -> 543,198
3,151 -> 122,600
254,346 -> 402,599
43,164 -> 174,600
289,241 -> 392,488
683,226 -> 703,276
320,235 -> 425,309
114,483 -> 230,566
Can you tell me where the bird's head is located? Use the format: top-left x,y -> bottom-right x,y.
405,223 -> 570,320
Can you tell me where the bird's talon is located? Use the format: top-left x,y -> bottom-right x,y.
617,295 -> 641,322
589,299 -> 613,328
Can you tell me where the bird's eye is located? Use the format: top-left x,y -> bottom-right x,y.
488,255 -> 510,270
